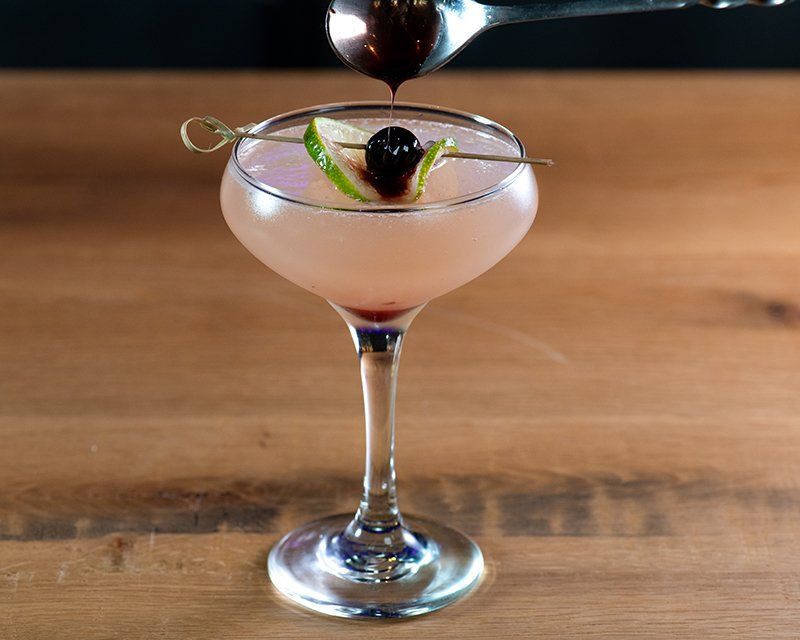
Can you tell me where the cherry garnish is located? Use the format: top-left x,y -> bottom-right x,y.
365,127 -> 425,178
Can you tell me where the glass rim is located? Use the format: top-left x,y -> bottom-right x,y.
230,101 -> 529,213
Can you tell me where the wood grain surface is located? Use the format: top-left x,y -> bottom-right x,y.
1,71 -> 799,639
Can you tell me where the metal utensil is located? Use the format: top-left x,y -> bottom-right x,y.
327,0 -> 794,84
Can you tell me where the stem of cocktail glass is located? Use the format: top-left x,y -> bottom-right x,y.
328,304 -> 430,582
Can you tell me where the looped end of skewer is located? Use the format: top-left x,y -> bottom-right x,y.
180,116 -> 255,154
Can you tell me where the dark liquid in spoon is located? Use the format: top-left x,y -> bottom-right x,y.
338,0 -> 441,98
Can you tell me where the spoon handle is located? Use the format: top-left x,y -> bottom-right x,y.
484,0 -> 794,25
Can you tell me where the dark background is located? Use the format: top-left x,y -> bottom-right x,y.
2,0 -> 799,68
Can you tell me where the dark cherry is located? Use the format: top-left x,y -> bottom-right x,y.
365,127 -> 425,178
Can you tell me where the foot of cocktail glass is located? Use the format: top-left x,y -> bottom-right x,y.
267,304 -> 484,618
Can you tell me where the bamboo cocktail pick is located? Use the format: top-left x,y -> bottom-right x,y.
180,116 -> 555,167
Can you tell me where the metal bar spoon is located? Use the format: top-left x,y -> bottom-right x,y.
327,0 -> 794,86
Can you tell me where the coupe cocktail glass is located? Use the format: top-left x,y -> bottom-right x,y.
220,102 -> 538,618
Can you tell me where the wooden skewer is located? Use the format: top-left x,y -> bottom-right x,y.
181,116 -> 555,167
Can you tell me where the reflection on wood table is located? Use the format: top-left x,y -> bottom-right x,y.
1,71 -> 799,639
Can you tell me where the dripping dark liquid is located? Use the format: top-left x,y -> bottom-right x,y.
329,2 -> 440,196
356,165 -> 417,200
343,0 -> 442,97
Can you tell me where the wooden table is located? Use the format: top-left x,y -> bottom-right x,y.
1,71 -> 799,638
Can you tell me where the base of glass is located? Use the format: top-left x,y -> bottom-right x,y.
267,514 -> 484,619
